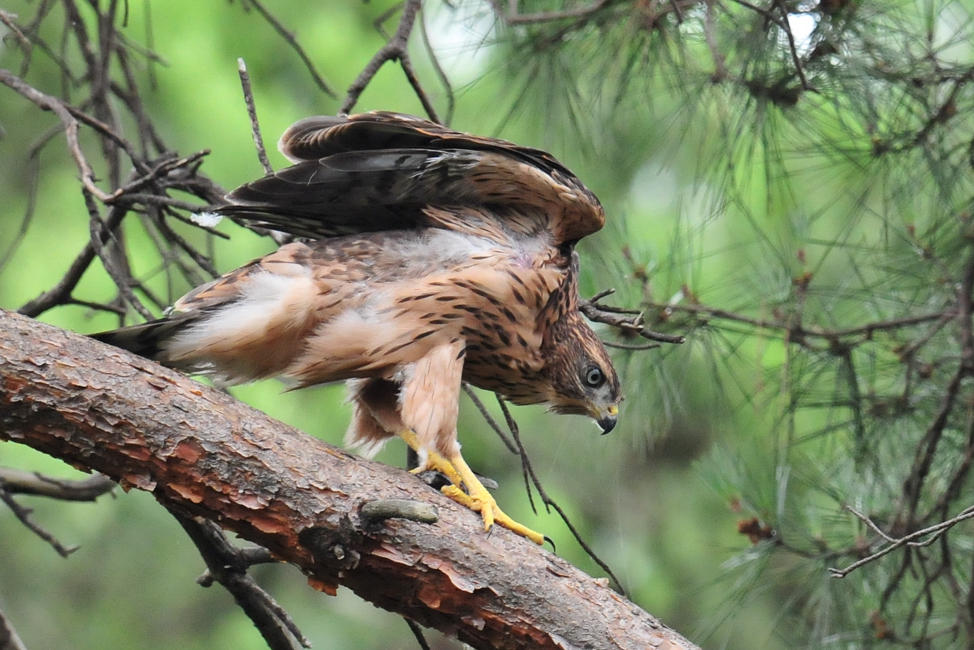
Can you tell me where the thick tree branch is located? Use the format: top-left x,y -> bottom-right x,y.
0,309 -> 697,650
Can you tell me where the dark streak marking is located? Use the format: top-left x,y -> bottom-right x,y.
468,285 -> 504,307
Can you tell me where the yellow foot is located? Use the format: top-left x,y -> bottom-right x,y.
396,429 -> 544,545
445,454 -> 544,546
399,430 -> 462,486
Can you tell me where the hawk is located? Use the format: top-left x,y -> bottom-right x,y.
94,112 -> 621,545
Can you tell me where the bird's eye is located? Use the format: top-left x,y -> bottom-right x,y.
583,366 -> 605,388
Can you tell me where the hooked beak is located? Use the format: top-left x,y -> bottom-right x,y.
595,405 -> 619,435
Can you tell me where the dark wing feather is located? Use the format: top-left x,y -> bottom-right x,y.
217,112 -> 605,244
217,150 -> 434,238
280,112 -> 578,180
91,313 -> 197,362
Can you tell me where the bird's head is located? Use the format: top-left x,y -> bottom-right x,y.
543,315 -> 622,434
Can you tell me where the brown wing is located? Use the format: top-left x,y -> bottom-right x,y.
216,112 -> 605,245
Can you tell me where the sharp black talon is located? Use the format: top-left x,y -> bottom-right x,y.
406,447 -> 420,471
414,470 -> 452,490
544,535 -> 556,552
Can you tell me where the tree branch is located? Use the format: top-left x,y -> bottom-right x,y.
0,468 -> 114,501
170,510 -> 311,650
0,67 -> 112,202
0,309 -> 698,650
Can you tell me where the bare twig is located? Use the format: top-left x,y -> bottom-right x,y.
773,0 -> 812,91
18,204 -> 128,317
603,340 -> 661,350
704,0 -> 728,81
580,292 -> 686,344
0,68 -> 112,202
0,485 -> 78,558
65,297 -> 127,315
82,189 -> 154,320
463,383 -> 630,597
108,150 -> 212,201
495,397 -> 629,598
904,67 -> 974,151
114,193 -> 221,217
491,0 -> 612,25
404,618 -> 432,650
237,58 -> 273,176
0,469 -> 114,501
0,153 -> 39,276
169,510 -> 311,650
419,11 -> 455,125
830,506 -> 974,579
727,0 -> 780,23
462,384 -> 518,454
0,9 -> 29,50
238,0 -> 337,99
341,0 -> 440,123
649,300 -> 950,347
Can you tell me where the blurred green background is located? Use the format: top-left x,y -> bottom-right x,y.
4,0 -> 970,648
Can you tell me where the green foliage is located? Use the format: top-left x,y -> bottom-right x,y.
484,0 -> 974,646
4,0 -> 974,648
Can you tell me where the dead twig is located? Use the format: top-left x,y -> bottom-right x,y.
169,509 -> 311,650
0,68 -> 112,202
237,58 -> 273,176
773,0 -> 813,91
0,484 -> 78,558
490,0 -> 612,25
581,289 -> 686,344
495,397 -> 629,598
238,0 -> 337,99
0,469 -> 115,501
341,0 -> 440,123
18,203 -> 129,317
419,10 -> 455,125
830,505 -> 974,579
0,604 -> 28,650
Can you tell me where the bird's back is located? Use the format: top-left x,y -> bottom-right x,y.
95,225 -> 567,392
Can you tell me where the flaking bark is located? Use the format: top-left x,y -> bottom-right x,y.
0,309 -> 698,650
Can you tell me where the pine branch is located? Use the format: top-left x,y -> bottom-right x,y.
0,308 -> 698,650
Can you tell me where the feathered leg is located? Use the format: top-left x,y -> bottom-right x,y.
399,341 -> 544,545
347,378 -> 462,486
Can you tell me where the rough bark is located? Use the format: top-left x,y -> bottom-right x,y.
0,309 -> 698,650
